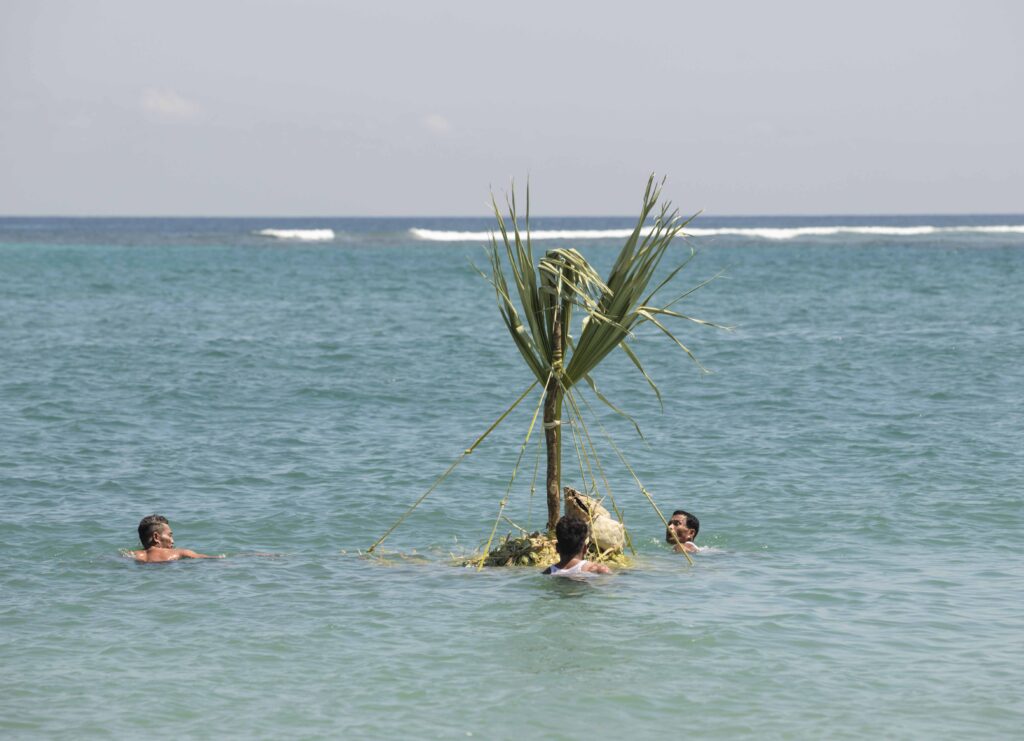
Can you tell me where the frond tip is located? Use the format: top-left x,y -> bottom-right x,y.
485,174 -> 724,401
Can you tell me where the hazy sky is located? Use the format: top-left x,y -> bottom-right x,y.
2,0 -> 1021,216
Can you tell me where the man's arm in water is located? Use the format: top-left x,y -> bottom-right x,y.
178,549 -> 225,559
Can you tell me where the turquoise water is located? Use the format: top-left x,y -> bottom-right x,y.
2,216 -> 1023,738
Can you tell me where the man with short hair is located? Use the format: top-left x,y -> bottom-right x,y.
542,515 -> 611,576
666,510 -> 700,553
127,514 -> 223,562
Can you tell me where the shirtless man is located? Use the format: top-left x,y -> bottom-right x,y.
666,510 -> 701,553
127,514 -> 223,563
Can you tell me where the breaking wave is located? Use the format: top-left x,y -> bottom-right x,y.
257,228 -> 335,241
409,225 -> 1024,242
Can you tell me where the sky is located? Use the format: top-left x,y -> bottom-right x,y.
1,0 -> 1021,216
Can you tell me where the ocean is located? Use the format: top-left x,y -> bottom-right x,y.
1,214 -> 1022,738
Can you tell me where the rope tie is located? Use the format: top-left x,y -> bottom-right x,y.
573,387 -> 693,566
367,380 -> 538,554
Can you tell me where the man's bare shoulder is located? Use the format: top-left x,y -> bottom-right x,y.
126,547 -> 178,563
124,548 -> 222,563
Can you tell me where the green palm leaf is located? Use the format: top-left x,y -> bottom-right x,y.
485,174 -> 726,530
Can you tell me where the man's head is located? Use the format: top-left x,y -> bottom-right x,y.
554,515 -> 591,559
138,514 -> 173,548
666,510 -> 699,546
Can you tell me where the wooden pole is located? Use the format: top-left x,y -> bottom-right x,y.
544,302 -> 563,532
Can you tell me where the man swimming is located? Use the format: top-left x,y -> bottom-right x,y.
542,515 -> 611,576
666,509 -> 701,553
127,514 -> 223,563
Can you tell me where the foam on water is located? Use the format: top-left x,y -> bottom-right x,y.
257,228 -> 335,241
410,223 -> 1024,242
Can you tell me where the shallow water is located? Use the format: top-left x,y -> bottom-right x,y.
2,215 -> 1022,738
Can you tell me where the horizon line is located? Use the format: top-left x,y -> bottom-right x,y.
3,212 -> 1024,220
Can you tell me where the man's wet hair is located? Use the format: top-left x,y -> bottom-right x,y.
138,514 -> 169,547
672,510 -> 700,538
554,515 -> 590,559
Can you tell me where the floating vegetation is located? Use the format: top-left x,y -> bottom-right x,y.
461,531 -> 633,569
471,532 -> 557,568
